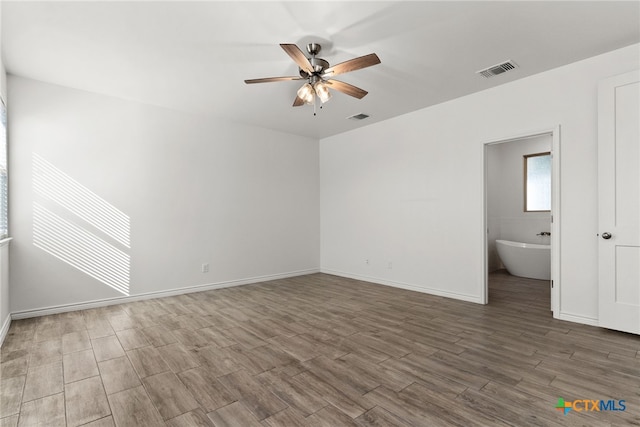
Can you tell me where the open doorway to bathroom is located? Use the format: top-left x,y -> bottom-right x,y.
483,129 -> 560,318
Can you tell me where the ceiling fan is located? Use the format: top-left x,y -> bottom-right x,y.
244,43 -> 381,111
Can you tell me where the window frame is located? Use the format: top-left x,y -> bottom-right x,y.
523,151 -> 551,213
0,96 -> 7,239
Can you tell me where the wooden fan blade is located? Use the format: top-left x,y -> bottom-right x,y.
280,44 -> 314,74
322,53 -> 380,78
293,96 -> 305,107
244,76 -> 304,84
326,80 -> 368,99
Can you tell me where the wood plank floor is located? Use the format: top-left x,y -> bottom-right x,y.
1,272 -> 638,426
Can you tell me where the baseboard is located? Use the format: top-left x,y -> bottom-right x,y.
0,314 -> 10,347
11,268 -> 320,320
556,311 -> 599,327
321,268 -> 483,304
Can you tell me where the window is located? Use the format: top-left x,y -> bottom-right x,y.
0,98 -> 6,238
524,152 -> 551,212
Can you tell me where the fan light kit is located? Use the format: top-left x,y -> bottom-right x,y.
245,43 -> 380,115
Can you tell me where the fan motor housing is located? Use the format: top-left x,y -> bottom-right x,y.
299,57 -> 329,77
298,43 -> 329,78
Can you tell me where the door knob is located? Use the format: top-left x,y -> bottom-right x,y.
602,232 -> 612,240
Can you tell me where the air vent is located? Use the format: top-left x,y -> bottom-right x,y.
347,113 -> 370,121
477,60 -> 518,78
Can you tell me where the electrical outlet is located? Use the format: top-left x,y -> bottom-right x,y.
201,263 -> 210,273
365,259 -> 369,265
388,262 -> 392,269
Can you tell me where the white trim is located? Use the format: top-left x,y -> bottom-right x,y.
0,314 -> 10,346
557,311 -> 599,327
11,268 -> 319,320
481,142 -> 489,305
321,268 -> 483,304
482,126 -> 561,315
0,237 -> 12,247
482,127 -> 558,146
550,126 -> 561,316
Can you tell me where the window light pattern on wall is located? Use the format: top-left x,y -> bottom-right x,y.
33,203 -> 130,295
32,154 -> 130,295
33,154 -> 130,247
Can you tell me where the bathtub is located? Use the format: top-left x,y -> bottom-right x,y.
495,239 -> 550,281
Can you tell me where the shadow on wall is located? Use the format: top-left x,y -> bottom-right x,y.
32,153 -> 130,295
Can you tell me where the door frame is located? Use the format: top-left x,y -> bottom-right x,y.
482,126 -> 561,317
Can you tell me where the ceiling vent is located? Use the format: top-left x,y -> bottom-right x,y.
347,113 -> 370,121
477,60 -> 518,78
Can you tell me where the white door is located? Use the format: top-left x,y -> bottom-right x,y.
598,70 -> 640,334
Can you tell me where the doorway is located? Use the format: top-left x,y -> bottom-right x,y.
483,128 -> 560,317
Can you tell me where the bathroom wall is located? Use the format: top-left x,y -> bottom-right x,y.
487,135 -> 552,272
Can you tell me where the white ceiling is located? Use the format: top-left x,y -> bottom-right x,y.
3,1 -> 639,139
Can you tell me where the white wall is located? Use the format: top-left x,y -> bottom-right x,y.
5,43 -> 639,328
320,44 -> 639,322
487,135 -> 551,271
8,76 -> 319,314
